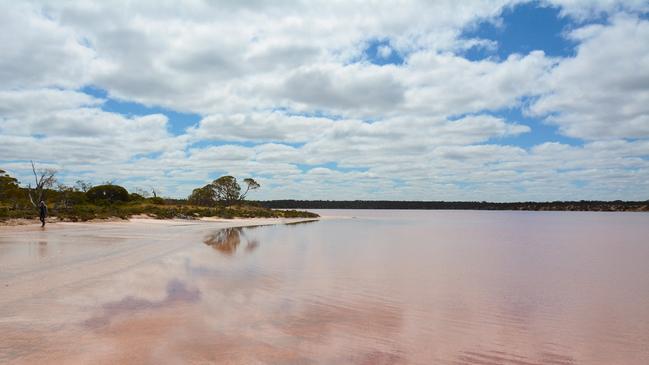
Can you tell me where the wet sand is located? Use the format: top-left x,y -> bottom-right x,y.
1,211 -> 649,364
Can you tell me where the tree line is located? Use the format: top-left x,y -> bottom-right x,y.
258,199 -> 649,212
1,162 -> 261,212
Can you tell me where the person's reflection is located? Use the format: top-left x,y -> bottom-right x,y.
245,239 -> 259,252
38,240 -> 48,258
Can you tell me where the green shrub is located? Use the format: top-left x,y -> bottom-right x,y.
148,197 -> 165,205
86,185 -> 129,204
129,193 -> 145,201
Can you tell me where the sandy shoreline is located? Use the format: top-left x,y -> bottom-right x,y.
0,216 -> 320,228
1,216 -> 325,364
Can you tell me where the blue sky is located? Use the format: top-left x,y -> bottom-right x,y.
81,86 -> 202,136
1,0 -> 648,201
462,2 -> 579,60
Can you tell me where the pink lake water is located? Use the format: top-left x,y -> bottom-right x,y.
1,210 -> 649,364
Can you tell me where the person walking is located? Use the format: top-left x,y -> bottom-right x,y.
38,200 -> 48,227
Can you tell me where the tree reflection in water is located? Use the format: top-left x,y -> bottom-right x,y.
203,227 -> 259,255
203,221 -> 318,255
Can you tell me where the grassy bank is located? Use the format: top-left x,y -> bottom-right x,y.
0,202 -> 318,223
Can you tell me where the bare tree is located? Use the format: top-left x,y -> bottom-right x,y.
134,187 -> 151,198
27,161 -> 57,207
74,180 -> 93,193
56,183 -> 75,208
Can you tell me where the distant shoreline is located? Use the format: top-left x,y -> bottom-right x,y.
258,200 -> 649,212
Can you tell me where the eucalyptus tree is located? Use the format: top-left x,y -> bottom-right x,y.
211,176 -> 242,205
241,178 -> 261,200
0,169 -> 21,208
188,176 -> 261,206
188,184 -> 217,206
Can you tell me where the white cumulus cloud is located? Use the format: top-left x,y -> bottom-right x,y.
1,0 -> 648,200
